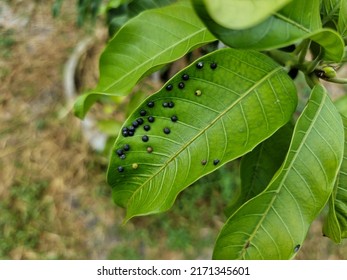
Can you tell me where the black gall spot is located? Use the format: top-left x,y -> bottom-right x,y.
196,61 -> 204,69
182,74 -> 189,81
166,84 -> 173,91
148,116 -> 155,123
147,101 -> 155,108
210,62 -> 217,69
163,127 -> 171,134
117,166 -> 124,172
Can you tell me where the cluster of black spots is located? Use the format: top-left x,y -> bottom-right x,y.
116,144 -> 131,160
121,127 -> 129,137
163,127 -> 171,134
163,101 -> 175,108
210,62 -> 217,69
147,101 -> 155,108
136,118 -> 144,125
201,159 -> 207,165
116,149 -> 124,156
166,84 -> 173,91
171,115 -> 178,122
144,125 -> 151,131
182,73 -> 189,81
122,126 -> 136,137
132,120 -> 140,128
213,159 -> 220,165
148,116 -> 155,123
178,82 -> 185,89
142,135 -> 149,142
196,61 -> 204,69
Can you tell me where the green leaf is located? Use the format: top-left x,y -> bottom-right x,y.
213,84 -> 344,260
323,114 -> 347,242
201,0 -> 292,30
335,95 -> 347,116
192,0 -> 345,62
74,1 -> 216,119
338,0 -> 347,37
107,48 -> 298,221
226,123 -> 293,216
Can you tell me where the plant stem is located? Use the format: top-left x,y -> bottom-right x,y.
266,50 -> 299,68
298,39 -> 311,65
322,77 -> 347,84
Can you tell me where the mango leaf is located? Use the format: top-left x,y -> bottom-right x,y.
107,48 -> 298,221
338,0 -> 347,37
335,95 -> 347,116
74,1 -> 216,119
192,0 -> 345,62
213,84 -> 344,260
201,0 -> 292,30
226,123 -> 293,216
323,114 -> 347,242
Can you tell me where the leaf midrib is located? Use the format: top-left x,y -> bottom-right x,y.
274,12 -> 312,33
127,66 -> 284,211
239,89 -> 327,259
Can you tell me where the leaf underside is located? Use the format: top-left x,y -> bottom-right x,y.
107,48 -> 298,222
226,123 -> 293,216
213,85 -> 344,260
193,0 -> 345,62
74,1 -> 216,119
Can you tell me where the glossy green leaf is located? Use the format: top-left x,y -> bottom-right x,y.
74,1 -> 216,119
192,0 -> 345,62
226,123 -> 293,216
201,0 -> 292,30
107,48 -> 298,221
213,85 -> 344,260
323,115 -> 347,242
338,0 -> 347,37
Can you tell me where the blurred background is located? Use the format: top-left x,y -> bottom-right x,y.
1,0 -> 347,260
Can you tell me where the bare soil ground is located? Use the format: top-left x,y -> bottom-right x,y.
1,0 -> 346,260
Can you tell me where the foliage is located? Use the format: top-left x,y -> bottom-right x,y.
73,0 -> 347,259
